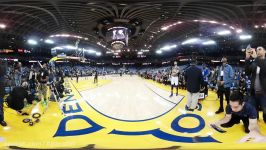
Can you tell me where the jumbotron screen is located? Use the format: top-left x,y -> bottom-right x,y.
106,27 -> 129,44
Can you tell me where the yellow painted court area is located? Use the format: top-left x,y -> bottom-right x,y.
1,77 -> 266,149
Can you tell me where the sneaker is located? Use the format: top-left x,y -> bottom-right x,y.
0,121 -> 7,127
187,108 -> 194,112
215,109 -> 224,114
17,111 -> 29,116
22,112 -> 29,116
169,93 -> 173,97
32,100 -> 38,105
185,105 -> 189,110
263,114 -> 266,123
244,127 -> 250,133
221,121 -> 237,128
42,100 -> 48,107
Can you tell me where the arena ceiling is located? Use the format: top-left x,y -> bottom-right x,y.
0,0 -> 265,62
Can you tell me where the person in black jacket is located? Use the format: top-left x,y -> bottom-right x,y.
6,82 -> 33,113
184,59 -> 204,111
37,63 -> 49,106
245,46 -> 266,122
0,60 -> 7,126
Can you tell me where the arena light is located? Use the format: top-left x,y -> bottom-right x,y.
45,39 -> 54,44
161,27 -> 169,31
211,60 -> 220,63
27,39 -> 38,45
160,44 -> 177,51
51,46 -> 63,50
156,50 -> 162,54
236,29 -> 243,33
200,20 -> 207,23
179,58 -> 189,62
209,21 -> 218,24
229,26 -> 235,29
162,61 -> 170,64
65,45 -> 76,50
55,34 -> 70,37
217,30 -> 231,35
161,21 -> 182,31
29,60 -> 38,63
142,63 -> 151,65
0,23 -> 6,29
202,40 -> 216,45
50,34 -> 85,40
87,49 -> 96,53
96,52 -> 101,56
137,51 -> 143,55
239,34 -> 252,40
181,38 -> 200,45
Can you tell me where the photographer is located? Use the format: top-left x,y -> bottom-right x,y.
245,46 -> 266,122
211,91 -> 265,143
0,60 -> 7,126
6,82 -> 34,114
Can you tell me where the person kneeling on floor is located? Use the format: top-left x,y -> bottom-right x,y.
6,82 -> 35,115
211,91 -> 265,143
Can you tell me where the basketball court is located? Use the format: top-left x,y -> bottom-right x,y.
1,75 -> 266,149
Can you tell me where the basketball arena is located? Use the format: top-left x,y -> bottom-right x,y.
1,0 -> 266,149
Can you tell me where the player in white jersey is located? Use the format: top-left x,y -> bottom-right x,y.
170,61 -> 180,97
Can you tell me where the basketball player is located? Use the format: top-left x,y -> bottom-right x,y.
170,61 -> 180,97
94,70 -> 98,85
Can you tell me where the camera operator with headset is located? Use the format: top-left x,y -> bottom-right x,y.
245,46 -> 266,123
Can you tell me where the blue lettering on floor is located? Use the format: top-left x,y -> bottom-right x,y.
109,114 -> 220,143
55,94 -> 220,143
54,115 -> 103,137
